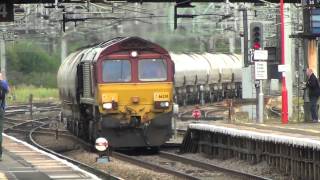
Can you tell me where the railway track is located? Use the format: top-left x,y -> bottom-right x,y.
178,99 -> 262,121
158,151 -> 271,180
29,123 -> 120,180
6,102 -> 273,179
3,102 -> 62,139
4,103 -> 120,180
28,122 -> 270,179
4,117 -> 50,140
112,150 -> 271,180
5,103 -> 61,116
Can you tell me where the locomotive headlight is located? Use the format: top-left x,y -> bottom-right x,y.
155,101 -> 170,109
103,101 -> 118,110
160,101 -> 170,107
103,103 -> 113,110
130,51 -> 138,57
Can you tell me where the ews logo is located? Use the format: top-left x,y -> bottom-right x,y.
0,1 -> 13,22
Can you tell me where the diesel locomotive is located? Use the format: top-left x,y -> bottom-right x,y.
57,37 -> 174,148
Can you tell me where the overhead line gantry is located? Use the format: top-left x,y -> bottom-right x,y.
12,0 -> 300,4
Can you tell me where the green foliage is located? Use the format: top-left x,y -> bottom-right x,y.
6,41 -> 60,87
8,71 -> 57,88
7,85 -> 58,104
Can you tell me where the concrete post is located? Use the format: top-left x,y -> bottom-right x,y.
258,80 -> 264,123
61,33 -> 67,63
0,39 -> 5,77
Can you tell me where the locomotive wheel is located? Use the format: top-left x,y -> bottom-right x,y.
66,119 -> 71,131
71,120 -> 76,136
88,121 -> 98,143
71,120 -> 75,134
88,121 -> 93,142
75,121 -> 79,137
149,146 -> 160,153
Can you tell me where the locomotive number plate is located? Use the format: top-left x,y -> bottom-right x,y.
154,92 -> 170,101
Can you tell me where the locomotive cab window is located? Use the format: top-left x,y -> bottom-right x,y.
103,60 -> 131,82
138,59 -> 167,81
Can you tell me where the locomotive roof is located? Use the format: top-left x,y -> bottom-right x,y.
98,36 -> 168,54
78,37 -> 169,63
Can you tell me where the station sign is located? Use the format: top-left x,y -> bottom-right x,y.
278,64 -> 288,72
253,50 -> 268,61
0,1 -> 13,22
255,61 -> 268,80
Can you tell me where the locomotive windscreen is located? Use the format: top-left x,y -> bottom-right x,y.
102,60 -> 131,82
138,59 -> 167,81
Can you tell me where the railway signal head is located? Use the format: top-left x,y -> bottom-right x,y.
250,22 -> 263,50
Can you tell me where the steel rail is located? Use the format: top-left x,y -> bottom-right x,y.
112,151 -> 200,180
5,105 -> 61,116
4,117 -> 29,122
30,130 -> 74,138
4,117 -> 49,132
160,142 -> 181,149
29,123 -> 121,180
5,129 -> 71,137
3,121 -> 16,126
159,151 -> 272,180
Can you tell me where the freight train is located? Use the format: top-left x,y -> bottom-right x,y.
57,36 -> 243,148
170,53 -> 242,105
57,37 -> 174,148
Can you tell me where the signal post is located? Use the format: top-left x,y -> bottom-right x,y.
253,50 -> 268,123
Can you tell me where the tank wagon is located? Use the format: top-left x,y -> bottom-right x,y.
170,53 -> 242,105
57,37 -> 174,148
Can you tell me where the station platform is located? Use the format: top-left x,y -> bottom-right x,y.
0,134 -> 101,180
180,120 -> 320,180
179,119 -> 320,139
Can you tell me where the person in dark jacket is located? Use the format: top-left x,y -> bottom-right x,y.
306,68 -> 320,122
0,73 -> 9,161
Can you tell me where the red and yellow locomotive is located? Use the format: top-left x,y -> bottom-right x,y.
57,37 -> 174,148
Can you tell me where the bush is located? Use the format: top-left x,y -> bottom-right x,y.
6,41 -> 60,87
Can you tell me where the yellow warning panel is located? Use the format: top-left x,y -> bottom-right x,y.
101,93 -> 118,103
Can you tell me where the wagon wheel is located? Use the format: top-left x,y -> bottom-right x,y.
66,119 -> 71,131
88,121 -> 93,142
74,121 -> 79,137
88,120 -> 97,142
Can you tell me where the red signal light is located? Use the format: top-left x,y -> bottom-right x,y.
253,42 -> 261,49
